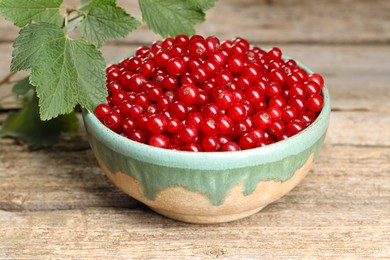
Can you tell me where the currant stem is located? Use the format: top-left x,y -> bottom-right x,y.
0,71 -> 17,88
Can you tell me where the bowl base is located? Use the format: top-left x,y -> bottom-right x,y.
97,153 -> 314,224
149,206 -> 265,224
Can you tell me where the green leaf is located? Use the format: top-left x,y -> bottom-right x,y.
0,0 -> 63,27
138,0 -> 205,37
79,0 -> 140,47
11,23 -> 107,120
0,93 -> 79,150
12,77 -> 34,96
188,0 -> 219,11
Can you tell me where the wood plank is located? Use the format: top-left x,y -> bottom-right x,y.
2,43 -> 390,111
1,111 -> 389,211
0,203 -> 389,258
0,0 -> 389,44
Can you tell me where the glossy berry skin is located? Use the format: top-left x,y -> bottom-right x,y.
220,141 -> 241,151
95,35 -> 325,152
178,84 -> 199,105
167,57 -> 186,75
189,39 -> 208,59
269,119 -> 285,136
178,124 -> 198,143
253,111 -> 272,129
200,117 -> 218,136
307,94 -> 324,112
147,114 -> 167,135
149,134 -> 170,148
95,104 -> 111,121
216,115 -> 234,135
166,118 -> 181,133
202,135 -> 220,152
104,112 -> 122,131
183,142 -> 202,152
239,133 -> 257,150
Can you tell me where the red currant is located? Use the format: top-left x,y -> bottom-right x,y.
96,35 -> 326,152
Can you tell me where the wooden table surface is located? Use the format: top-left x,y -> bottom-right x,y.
1,0 -> 389,258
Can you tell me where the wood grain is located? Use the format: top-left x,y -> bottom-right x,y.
1,203 -> 389,259
1,0 -> 389,44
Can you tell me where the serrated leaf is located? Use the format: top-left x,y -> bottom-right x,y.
188,0 -> 219,11
11,23 -> 107,120
0,93 -> 79,150
138,0 -> 205,37
79,0 -> 140,47
0,0 -> 63,27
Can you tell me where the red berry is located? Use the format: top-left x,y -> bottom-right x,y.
140,60 -> 156,78
282,106 -> 298,122
96,36 -> 326,151
228,103 -> 247,122
253,111 -> 271,129
214,89 -> 235,110
227,56 -> 245,73
307,94 -> 324,112
104,112 -> 122,131
107,81 -> 122,95
170,101 -> 188,120
205,36 -> 220,54
129,129 -> 147,143
186,112 -> 203,129
216,115 -> 234,135
200,117 -> 218,136
95,104 -> 111,121
269,119 -> 285,136
149,134 -> 170,148
147,114 -> 167,135
286,121 -> 305,135
174,34 -> 190,46
301,111 -> 317,126
122,118 -> 136,134
111,90 -> 127,106
189,38 -> 208,59
304,81 -> 321,96
220,141 -> 241,151
166,118 -> 181,134
178,84 -> 200,105
308,73 -> 324,89
183,142 -> 202,152
267,47 -> 282,60
288,95 -> 307,114
178,124 -> 198,143
106,69 -> 121,83
201,135 -> 220,151
167,57 -> 186,75
239,133 -> 257,150
155,50 -> 171,68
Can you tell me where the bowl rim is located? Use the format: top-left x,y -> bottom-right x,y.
83,55 -> 331,170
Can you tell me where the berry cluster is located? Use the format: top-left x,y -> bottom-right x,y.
95,35 -> 324,152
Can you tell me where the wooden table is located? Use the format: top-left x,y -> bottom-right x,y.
1,0 -> 389,258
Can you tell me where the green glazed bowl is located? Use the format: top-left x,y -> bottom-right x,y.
82,57 -> 330,224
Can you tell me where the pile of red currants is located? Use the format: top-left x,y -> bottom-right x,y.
95,35 -> 325,152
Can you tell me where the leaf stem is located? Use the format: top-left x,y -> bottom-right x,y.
0,72 -> 17,87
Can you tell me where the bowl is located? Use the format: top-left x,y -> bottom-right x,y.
82,57 -> 331,224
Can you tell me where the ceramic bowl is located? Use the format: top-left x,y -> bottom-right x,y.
82,57 -> 331,224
